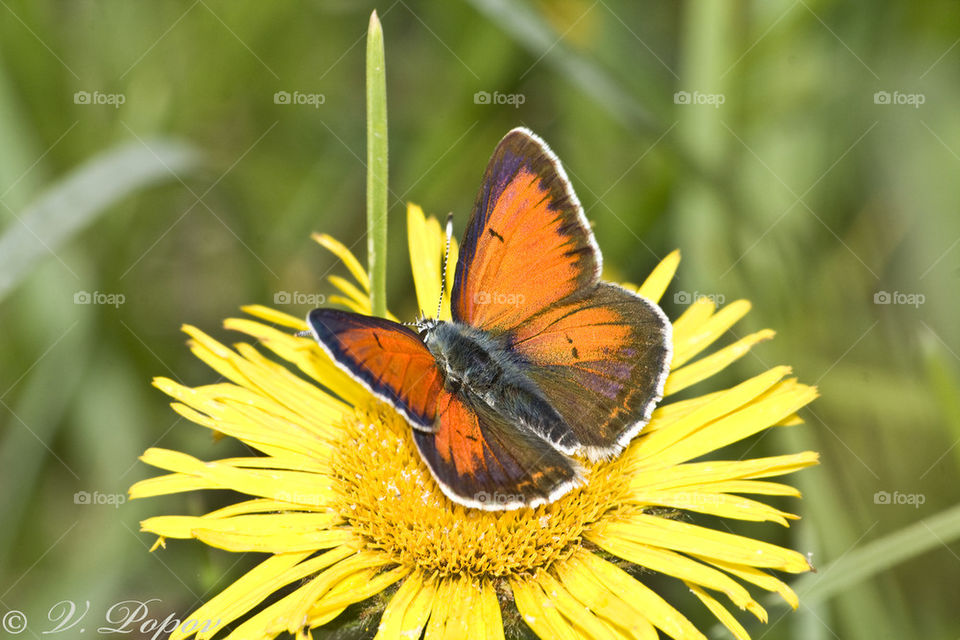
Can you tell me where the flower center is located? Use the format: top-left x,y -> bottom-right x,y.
332,402 -> 629,578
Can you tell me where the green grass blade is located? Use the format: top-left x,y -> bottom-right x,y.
797,502 -> 960,606
463,0 -> 736,211
0,140 -> 202,302
465,0 -> 658,134
366,10 -> 389,318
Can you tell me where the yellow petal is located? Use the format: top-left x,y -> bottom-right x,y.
656,380 -> 818,467
510,577 -> 580,640
407,204 -> 457,321
582,537 -> 765,622
328,295 -> 368,314
221,562 -> 373,639
551,558 -> 658,639
403,573 -> 439,636
628,451 -> 819,492
687,583 -> 750,640
443,575 -> 474,640
423,576 -> 457,640
193,524 -> 353,554
534,570 -> 620,640
240,304 -> 309,331
308,565 -> 409,621
312,232 -> 370,292
633,366 -> 792,466
664,329 -> 776,396
701,479 -> 802,497
444,239 -> 459,320
480,579 -> 506,640
158,391 -> 336,462
223,318 -> 368,408
135,448 -> 337,507
130,457 -> 331,500
624,490 -> 797,526
593,514 -> 811,573
329,275 -> 371,311
669,297 -> 716,345
645,386 -> 730,433
779,413 -> 805,426
141,512 -> 338,539
701,557 -> 801,609
672,300 -> 752,368
571,552 -> 706,640
234,342 -> 351,428
374,571 -> 432,640
408,203 -> 442,318
170,547 -> 350,640
308,569 -> 378,626
636,249 -> 680,304
283,551 -> 393,632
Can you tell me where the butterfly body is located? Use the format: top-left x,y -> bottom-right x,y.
421,319 -> 577,453
308,128 -> 672,510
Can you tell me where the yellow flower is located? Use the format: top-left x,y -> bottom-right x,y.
130,203 -> 818,640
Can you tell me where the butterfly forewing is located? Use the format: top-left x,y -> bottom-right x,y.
307,309 -> 443,431
451,128 -> 600,334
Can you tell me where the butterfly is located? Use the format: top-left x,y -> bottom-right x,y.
307,128 -> 672,510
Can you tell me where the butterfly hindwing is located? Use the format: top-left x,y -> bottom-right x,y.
307,309 -> 443,432
412,389 -> 581,510
508,283 -> 672,459
451,128 -> 600,334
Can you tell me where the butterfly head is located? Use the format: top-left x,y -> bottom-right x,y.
412,316 -> 441,338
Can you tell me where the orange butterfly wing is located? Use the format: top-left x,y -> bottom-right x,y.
451,128 -> 600,333
508,283 -> 672,459
413,389 -> 581,510
307,309 -> 443,431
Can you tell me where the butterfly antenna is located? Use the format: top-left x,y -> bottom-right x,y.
435,213 -> 454,320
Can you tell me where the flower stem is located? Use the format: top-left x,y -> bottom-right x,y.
366,10 -> 389,318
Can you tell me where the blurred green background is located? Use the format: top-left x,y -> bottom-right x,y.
1,1 -> 958,638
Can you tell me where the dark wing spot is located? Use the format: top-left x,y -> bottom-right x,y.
487,227 -> 505,242
372,332 -> 383,349
564,333 -> 574,344
571,346 -> 579,359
